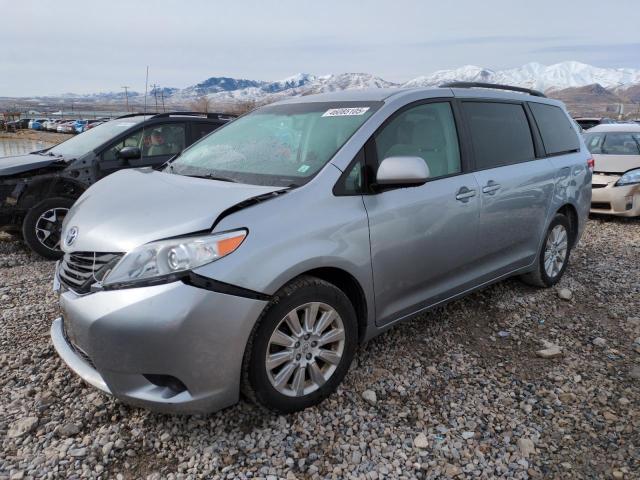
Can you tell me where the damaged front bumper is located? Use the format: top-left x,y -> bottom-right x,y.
51,264 -> 269,414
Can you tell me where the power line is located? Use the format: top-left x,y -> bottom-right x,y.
150,83 -> 159,112
121,86 -> 130,112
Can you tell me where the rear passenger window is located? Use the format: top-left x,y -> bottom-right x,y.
529,103 -> 579,155
374,102 -> 461,179
192,123 -> 221,141
462,102 -> 535,169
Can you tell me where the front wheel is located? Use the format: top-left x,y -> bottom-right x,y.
22,197 -> 75,260
242,276 -> 358,413
521,213 -> 571,288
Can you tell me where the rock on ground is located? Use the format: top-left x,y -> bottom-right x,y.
1,218 -> 639,479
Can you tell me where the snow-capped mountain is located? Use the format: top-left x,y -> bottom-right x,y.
171,73 -> 396,102
42,61 -> 640,106
402,61 -> 640,92
402,65 -> 494,89
174,62 -> 640,104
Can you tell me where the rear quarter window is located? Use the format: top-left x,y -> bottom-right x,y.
462,101 -> 535,170
192,122 -> 223,141
529,103 -> 580,155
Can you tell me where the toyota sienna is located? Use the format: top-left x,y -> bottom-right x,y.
51,83 -> 592,414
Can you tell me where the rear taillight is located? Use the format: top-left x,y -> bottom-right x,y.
587,157 -> 595,172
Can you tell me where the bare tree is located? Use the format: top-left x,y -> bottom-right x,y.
230,100 -> 257,115
189,95 -> 212,113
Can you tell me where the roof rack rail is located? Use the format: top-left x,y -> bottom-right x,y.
115,112 -> 160,119
152,111 -> 237,120
115,111 -> 237,120
440,81 -> 546,98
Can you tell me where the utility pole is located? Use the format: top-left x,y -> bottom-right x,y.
160,90 -> 166,112
121,86 -> 130,112
150,83 -> 159,112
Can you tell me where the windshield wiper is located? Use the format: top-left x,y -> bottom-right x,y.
186,173 -> 239,183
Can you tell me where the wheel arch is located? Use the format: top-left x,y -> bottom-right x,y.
556,203 -> 579,248
276,267 -> 369,344
18,176 -> 86,210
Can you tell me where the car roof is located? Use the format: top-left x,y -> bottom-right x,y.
587,123 -> 640,133
275,88 -> 408,103
273,86 -> 564,106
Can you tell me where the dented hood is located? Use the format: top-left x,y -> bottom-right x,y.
593,153 -> 640,174
63,168 -> 283,253
0,153 -> 66,176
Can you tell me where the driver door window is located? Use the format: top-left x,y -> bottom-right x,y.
374,102 -> 461,179
102,129 -> 144,162
102,123 -> 186,163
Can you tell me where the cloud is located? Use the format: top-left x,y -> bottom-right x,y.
413,35 -> 573,47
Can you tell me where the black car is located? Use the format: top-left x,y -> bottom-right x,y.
573,117 -> 615,131
0,111 -> 234,258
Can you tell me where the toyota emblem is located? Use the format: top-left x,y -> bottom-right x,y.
66,227 -> 79,246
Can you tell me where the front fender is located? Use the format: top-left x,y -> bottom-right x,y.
193,175 -> 375,327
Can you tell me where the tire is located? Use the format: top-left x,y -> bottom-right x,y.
521,213 -> 572,288
242,275 -> 358,413
22,197 -> 75,260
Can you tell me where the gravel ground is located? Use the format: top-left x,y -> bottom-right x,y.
1,216 -> 639,479
0,130 -> 73,144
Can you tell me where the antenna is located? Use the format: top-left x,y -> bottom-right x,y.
121,86 -> 130,112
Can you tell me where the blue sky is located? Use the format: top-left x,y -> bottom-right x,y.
1,0 -> 639,96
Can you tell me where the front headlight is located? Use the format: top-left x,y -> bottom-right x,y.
616,168 -> 640,186
102,229 -> 247,288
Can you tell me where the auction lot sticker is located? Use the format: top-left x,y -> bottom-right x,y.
322,107 -> 370,117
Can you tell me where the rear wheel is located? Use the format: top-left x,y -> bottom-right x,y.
242,276 -> 357,413
521,213 -> 571,288
22,197 -> 75,259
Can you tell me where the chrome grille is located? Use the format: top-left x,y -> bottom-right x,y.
59,251 -> 122,294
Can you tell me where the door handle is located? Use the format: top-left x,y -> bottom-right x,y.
482,181 -> 501,195
455,187 -> 477,202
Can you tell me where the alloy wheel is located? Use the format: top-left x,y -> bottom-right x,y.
34,207 -> 68,251
265,302 -> 345,397
543,224 -> 568,278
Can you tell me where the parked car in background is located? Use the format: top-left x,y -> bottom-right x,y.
584,123 -> 640,216
46,119 -> 63,131
73,120 -> 88,134
3,120 -> 20,131
57,121 -> 77,134
574,117 -> 615,130
18,119 -> 32,129
0,112 -> 234,258
43,119 -> 59,131
30,119 -> 49,130
82,119 -> 109,132
50,84 -> 591,415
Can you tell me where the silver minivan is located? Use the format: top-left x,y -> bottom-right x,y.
51,84 -> 592,414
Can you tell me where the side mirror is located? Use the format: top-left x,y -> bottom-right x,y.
117,146 -> 141,161
376,156 -> 429,187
